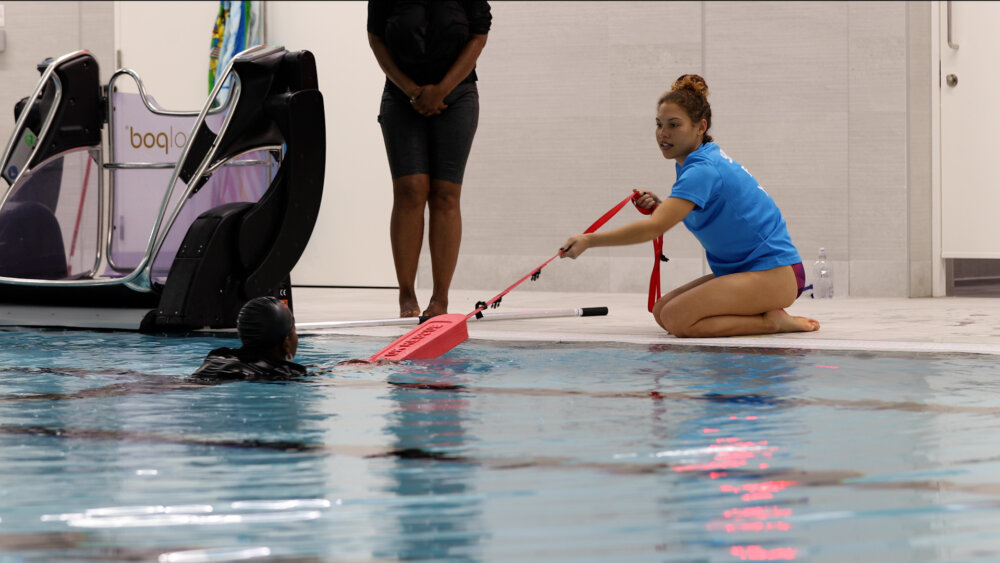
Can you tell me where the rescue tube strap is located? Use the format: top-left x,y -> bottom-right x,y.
469,191 -> 666,322
467,193 -> 638,321
632,190 -> 666,313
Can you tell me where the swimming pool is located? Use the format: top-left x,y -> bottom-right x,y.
1,328 -> 999,561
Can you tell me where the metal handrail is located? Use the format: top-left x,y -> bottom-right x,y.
0,50 -> 78,207
138,45 -> 282,290
105,158 -> 273,170
0,45 -> 285,290
104,67 -> 236,273
104,148 -> 279,275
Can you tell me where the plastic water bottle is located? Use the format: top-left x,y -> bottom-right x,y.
812,248 -> 833,299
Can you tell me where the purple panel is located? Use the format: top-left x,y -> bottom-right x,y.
150,151 -> 276,280
109,91 -> 274,282
0,149 -> 100,280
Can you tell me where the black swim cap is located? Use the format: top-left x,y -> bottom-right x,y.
237,296 -> 294,348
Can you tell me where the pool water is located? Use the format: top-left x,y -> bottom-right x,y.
2,328 -> 1000,561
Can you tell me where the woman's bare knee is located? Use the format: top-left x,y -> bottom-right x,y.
653,285 -> 691,325
429,180 -> 462,211
659,305 -> 695,338
664,322 -> 694,338
652,299 -> 666,321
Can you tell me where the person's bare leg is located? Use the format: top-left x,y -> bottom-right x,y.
659,266 -> 820,337
651,274 -> 715,331
390,174 -> 431,317
423,178 -> 462,317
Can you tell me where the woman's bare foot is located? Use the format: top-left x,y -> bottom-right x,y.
764,309 -> 820,333
399,293 -> 421,318
422,298 -> 448,318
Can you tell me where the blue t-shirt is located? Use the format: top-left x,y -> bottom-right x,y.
669,142 -> 801,276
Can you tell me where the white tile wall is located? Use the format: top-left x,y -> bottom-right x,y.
848,2 -> 909,296
851,259 -> 910,296
706,2 -> 850,291
426,1 -> 931,298
433,1 -> 709,293
907,2 -> 933,297
0,2 -> 114,145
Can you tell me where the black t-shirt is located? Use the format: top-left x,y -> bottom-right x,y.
192,347 -> 308,381
368,0 -> 492,87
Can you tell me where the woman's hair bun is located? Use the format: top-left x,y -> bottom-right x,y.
671,74 -> 709,98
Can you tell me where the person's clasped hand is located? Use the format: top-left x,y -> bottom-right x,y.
633,190 -> 661,211
410,84 -> 448,116
559,233 -> 591,260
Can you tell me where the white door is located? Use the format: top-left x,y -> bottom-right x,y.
940,1 -> 1000,259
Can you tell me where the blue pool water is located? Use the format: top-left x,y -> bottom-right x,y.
2,328 -> 1000,561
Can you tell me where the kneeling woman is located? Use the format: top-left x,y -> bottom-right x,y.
561,74 -> 819,338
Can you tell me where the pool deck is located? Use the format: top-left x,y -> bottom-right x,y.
293,287 -> 1000,356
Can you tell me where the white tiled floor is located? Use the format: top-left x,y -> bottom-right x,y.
292,287 -> 1000,356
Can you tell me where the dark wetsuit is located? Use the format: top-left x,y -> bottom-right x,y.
192,348 -> 308,381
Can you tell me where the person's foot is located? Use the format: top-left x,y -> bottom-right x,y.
421,298 -> 448,318
764,309 -> 820,333
399,293 -> 421,318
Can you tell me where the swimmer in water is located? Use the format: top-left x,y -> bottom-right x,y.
193,296 -> 306,380
0,298 -> 381,404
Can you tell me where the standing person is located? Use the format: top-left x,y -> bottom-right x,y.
560,74 -> 820,338
367,0 -> 492,318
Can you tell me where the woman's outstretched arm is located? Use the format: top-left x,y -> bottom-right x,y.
560,196 -> 695,259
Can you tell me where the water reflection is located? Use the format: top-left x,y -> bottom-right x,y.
374,358 -> 485,560
0,329 -> 335,559
648,349 -> 802,560
2,330 -> 993,560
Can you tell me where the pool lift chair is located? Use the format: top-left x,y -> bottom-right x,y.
0,46 -> 325,331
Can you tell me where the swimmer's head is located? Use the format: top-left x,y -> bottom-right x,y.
237,296 -> 297,359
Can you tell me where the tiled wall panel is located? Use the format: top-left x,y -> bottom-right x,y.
908,2 -> 933,297
705,2 -> 851,292
848,2 -> 909,296
0,3 -> 114,145
424,1 -> 707,292
429,1 -> 929,297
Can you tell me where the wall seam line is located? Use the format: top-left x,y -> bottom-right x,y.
846,1 -> 852,296
905,1 -> 912,297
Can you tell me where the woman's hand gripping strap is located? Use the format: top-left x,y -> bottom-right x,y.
632,190 -> 669,313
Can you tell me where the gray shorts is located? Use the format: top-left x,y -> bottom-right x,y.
377,82 -> 479,184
